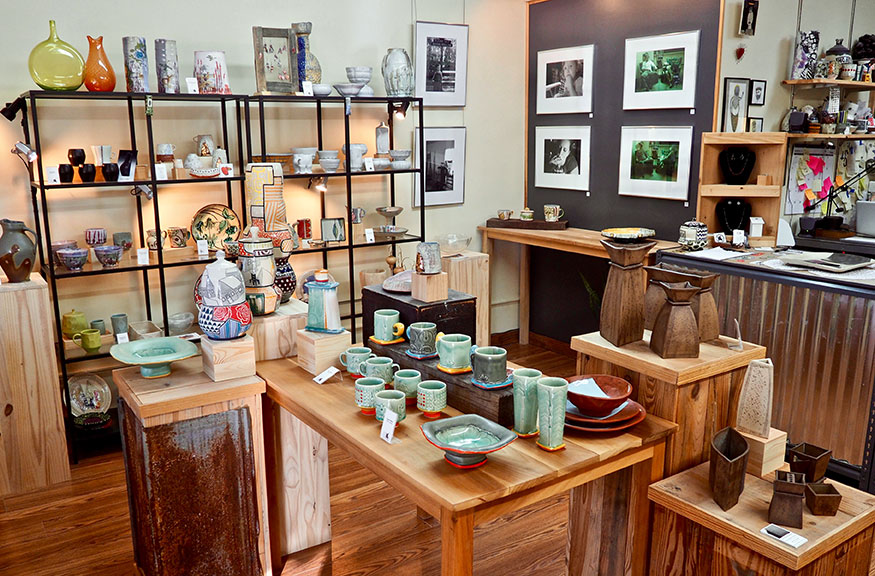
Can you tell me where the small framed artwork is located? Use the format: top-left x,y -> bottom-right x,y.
739,0 -> 759,37
723,78 -> 750,132
321,217 -> 346,243
750,79 -> 767,105
414,127 -> 467,207
536,45 -> 595,115
415,21 -> 469,107
252,27 -> 298,94
618,126 -> 693,201
623,30 -> 700,110
748,117 -> 764,132
534,126 -> 591,191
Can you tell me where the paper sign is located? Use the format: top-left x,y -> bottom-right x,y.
185,77 -> 199,94
302,81 -> 314,96
196,239 -> 209,256
313,366 -> 341,384
380,410 -> 399,443
115,332 -> 130,344
828,87 -> 841,114
714,232 -> 726,244
154,163 -> 168,181
217,163 -> 234,178
363,158 -> 375,172
690,109 -> 696,115
137,247 -> 150,265
45,166 -> 60,184
364,228 -> 375,243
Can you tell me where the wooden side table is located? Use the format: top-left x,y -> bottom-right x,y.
571,331 -> 766,475
115,357 -> 271,575
649,463 -> 875,575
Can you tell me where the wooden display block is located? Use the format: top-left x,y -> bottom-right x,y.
296,329 -> 351,375
411,271 -> 448,302
442,250 -> 489,346
739,427 -> 787,477
250,314 -> 294,362
274,298 -> 309,357
361,284 -> 475,344
201,334 -> 256,382
62,329 -> 116,352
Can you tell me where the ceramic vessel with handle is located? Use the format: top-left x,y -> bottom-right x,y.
0,219 -> 37,282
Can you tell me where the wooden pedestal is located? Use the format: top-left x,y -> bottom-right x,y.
296,329 -> 351,375
361,285 -> 476,344
201,334 -> 256,382
250,314 -> 294,362
411,271 -> 448,302
442,250 -> 489,346
739,427 -> 787,477
0,274 -> 70,495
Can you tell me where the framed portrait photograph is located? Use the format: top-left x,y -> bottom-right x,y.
723,78 -> 750,133
414,127 -> 466,207
618,126 -> 693,201
252,27 -> 298,94
415,21 -> 469,107
623,30 -> 700,110
534,126 -> 591,191
536,45 -> 595,114
749,79 -> 767,105
748,117 -> 764,132
739,0 -> 759,37
320,217 -> 346,243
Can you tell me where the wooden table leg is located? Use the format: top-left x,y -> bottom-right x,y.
441,508 -> 474,576
519,244 -> 530,345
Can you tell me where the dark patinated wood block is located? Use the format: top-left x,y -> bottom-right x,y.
362,284 -> 476,343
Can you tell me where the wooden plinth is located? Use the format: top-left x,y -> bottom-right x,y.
442,250 -> 489,347
411,271 -> 448,302
739,427 -> 787,477
297,329 -> 351,375
201,334 -> 256,382
361,285 -> 476,345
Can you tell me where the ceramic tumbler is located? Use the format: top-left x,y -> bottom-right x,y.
470,346 -> 509,386
415,242 -> 442,274
537,377 -> 569,451
90,319 -> 106,334
339,346 -> 377,377
363,357 -> 400,385
113,232 -> 133,251
374,390 -> 407,423
111,313 -> 128,335
73,328 -> 102,353
355,377 -> 386,415
167,226 -> 191,248
417,380 -> 447,418
437,334 -> 474,371
85,227 -> 107,246
373,309 -> 404,342
544,204 -> 564,222
296,218 -> 312,240
155,39 -> 180,93
393,369 -> 422,404
406,322 -> 443,357
512,368 -> 542,437
123,36 -> 149,92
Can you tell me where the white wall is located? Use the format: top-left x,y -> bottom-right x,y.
0,0 -> 525,336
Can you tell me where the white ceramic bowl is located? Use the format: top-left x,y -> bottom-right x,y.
346,66 -> 373,84
373,157 -> 391,170
391,160 -> 411,170
358,85 -> 375,97
334,83 -> 364,96
318,150 -> 339,160
320,158 -> 342,173
389,149 -> 411,161
341,143 -> 368,154
291,147 -> 318,159
312,83 -> 332,96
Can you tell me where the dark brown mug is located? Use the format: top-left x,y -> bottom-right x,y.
58,164 -> 74,183
78,164 -> 96,183
101,163 -> 119,182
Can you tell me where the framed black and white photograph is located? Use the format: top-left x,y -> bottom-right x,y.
415,21 -> 469,107
534,126 -> 591,191
252,27 -> 298,94
623,30 -> 700,110
749,79 -> 767,105
414,127 -> 466,206
536,45 -> 595,114
748,117 -> 764,132
722,78 -> 750,133
618,126 -> 693,201
739,0 -> 759,37
320,217 -> 346,243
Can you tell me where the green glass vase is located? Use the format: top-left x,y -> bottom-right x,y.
28,20 -> 85,91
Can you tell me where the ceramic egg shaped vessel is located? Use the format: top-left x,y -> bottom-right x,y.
198,301 -> 252,340
198,251 -> 246,307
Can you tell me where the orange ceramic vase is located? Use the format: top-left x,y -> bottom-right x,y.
84,35 -> 115,91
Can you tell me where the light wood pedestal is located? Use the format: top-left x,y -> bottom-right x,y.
442,250 -> 489,346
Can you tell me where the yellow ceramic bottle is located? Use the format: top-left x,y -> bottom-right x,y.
28,20 -> 85,91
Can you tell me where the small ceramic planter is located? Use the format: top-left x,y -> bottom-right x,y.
709,427 -> 749,511
770,470 -> 806,528
789,442 -> 831,483
536,377 -> 569,451
355,377 -> 385,415
512,368 -> 542,437
805,483 -> 842,516
374,390 -> 406,424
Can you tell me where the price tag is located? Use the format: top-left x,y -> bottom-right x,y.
302,81 -> 314,96
380,410 -> 399,443
115,332 -> 130,343
137,247 -> 150,266
732,229 -> 745,245
313,366 -> 340,384
154,163 -> 168,181
45,166 -> 60,184
185,77 -> 199,94
690,108 -> 696,115
364,228 -> 375,243
196,239 -> 209,256
363,158 -> 375,172
301,239 -> 311,249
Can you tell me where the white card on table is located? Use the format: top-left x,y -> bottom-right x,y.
45,166 -> 60,184
302,81 -> 314,96
185,77 -> 199,94
364,228 -> 375,243
115,332 -> 130,344
196,239 -> 209,256
137,247 -> 150,265
363,158 -> 375,172
380,410 -> 399,443
154,163 -> 168,181
313,366 -> 341,384
733,229 -> 745,245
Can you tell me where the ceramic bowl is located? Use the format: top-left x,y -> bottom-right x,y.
290,147 -> 318,159
129,320 -> 163,340
334,83 -> 365,97
389,149 -> 411,161
435,233 -> 472,256
167,312 -> 194,335
51,240 -> 78,265
391,160 -> 411,170
57,248 -> 89,271
373,157 -> 391,170
341,143 -> 368,155
94,244 -> 124,268
346,66 -> 373,84
358,85 -> 375,97
376,206 -> 404,219
312,83 -> 332,96
318,150 -> 339,160
320,158 -> 341,173
110,336 -> 199,379
421,413 -> 516,469
566,374 -> 633,417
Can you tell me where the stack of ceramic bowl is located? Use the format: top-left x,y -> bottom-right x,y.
389,149 -> 411,170
346,66 -> 373,96
564,375 -> 646,433
196,251 -> 252,340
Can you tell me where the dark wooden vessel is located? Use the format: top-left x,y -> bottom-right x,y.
599,239 -> 656,347
709,427 -> 749,511
650,281 -> 701,359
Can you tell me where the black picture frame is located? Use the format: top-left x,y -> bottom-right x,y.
749,79 -> 767,106
748,117 -> 764,132
722,77 -> 750,133
739,0 -> 759,37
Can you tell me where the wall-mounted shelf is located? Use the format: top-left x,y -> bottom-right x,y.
699,184 -> 782,198
782,79 -> 875,91
787,133 -> 875,140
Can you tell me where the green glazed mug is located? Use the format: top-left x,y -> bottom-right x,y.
340,346 -> 377,377
512,368 -> 542,437
363,356 -> 400,384
436,333 -> 474,371
375,389 -> 407,423
374,309 -> 405,342
73,328 -> 102,353
537,377 -> 569,451
417,380 -> 447,418
354,377 -> 386,415
470,346 -> 508,386
393,369 -> 422,404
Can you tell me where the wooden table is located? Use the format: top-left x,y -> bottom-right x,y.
258,357 -> 676,576
649,463 -> 875,574
478,226 -> 675,344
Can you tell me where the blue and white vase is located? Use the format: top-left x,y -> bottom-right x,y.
123,36 -> 149,93
292,22 -> 322,90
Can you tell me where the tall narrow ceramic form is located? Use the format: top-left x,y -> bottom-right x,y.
536,377 -> 568,451
197,251 -> 251,340
0,219 -> 37,283
599,240 -> 656,347
292,22 -> 322,90
306,269 -> 343,333
244,163 -> 293,255
155,39 -> 180,94
650,281 -> 701,359
512,368 -> 542,437
122,36 -> 149,92
382,48 -> 414,97
28,20 -> 85,91
194,50 -> 231,94
709,427 -> 749,511
83,35 -> 115,92
735,358 -> 774,438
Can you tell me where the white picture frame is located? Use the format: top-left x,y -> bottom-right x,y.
623,30 -> 700,110
618,126 -> 693,201
414,126 -> 466,207
536,45 -> 595,115
415,21 -> 469,107
534,126 -> 591,191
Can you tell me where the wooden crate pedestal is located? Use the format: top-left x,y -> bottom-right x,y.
201,334 -> 256,382
361,284 -> 476,344
297,329 -> 352,375
442,250 -> 489,346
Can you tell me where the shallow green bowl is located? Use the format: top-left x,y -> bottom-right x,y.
421,414 -> 515,469
110,336 -> 198,379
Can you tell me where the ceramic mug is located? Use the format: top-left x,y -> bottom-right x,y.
373,309 -> 404,342
544,204 -> 564,222
520,208 -> 534,221
73,328 -> 102,353
512,368 -> 542,437
147,229 -> 166,251
355,377 -> 385,415
537,377 -> 569,451
111,313 -> 128,336
350,207 -> 366,224
296,218 -> 312,240
393,369 -> 422,404
417,380 -> 447,418
113,232 -> 133,251
340,346 -> 377,377
470,346 -> 509,386
497,209 -> 513,220
85,227 -> 107,246
293,153 -> 313,174
374,390 -> 407,423
363,357 -> 400,384
415,242 -> 442,275
841,63 -> 858,80
167,226 -> 191,248
90,319 -> 106,334
437,333 -> 474,371
406,322 -> 443,357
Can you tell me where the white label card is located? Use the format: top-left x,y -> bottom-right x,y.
115,332 -> 130,343
363,158 -> 375,172
137,247 -> 150,265
313,366 -> 341,384
302,81 -> 314,96
733,229 -> 745,245
154,163 -> 168,181
364,228 -> 375,243
761,524 -> 807,548
185,77 -> 200,94
196,239 -> 209,256
380,410 -> 399,443
828,87 -> 841,114
45,166 -> 60,184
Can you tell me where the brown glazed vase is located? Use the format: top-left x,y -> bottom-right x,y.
84,35 -> 116,92
598,239 -> 655,347
650,281 -> 701,359
709,427 -> 749,511
0,219 -> 37,282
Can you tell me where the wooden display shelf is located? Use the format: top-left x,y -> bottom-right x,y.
699,184 -> 782,197
787,133 -> 875,140
782,78 -> 875,90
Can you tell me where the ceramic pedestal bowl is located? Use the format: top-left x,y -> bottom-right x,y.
566,374 -> 632,417
601,227 -> 656,243
167,311 -> 194,335
110,336 -> 198,379
51,240 -> 77,265
334,83 -> 364,97
57,247 -> 89,271
312,83 -> 332,97
346,66 -> 372,84
318,150 -> 339,160
291,147 -> 318,160
421,413 -> 516,469
436,233 -> 472,256
389,149 -> 411,162
320,158 -> 341,173
94,244 -> 123,268
376,206 -> 403,220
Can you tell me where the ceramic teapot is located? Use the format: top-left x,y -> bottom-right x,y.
62,309 -> 88,339
0,219 -> 38,283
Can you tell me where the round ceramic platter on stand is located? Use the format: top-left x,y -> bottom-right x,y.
110,337 -> 198,379
600,227 -> 656,243
190,204 -> 241,251
68,373 -> 112,417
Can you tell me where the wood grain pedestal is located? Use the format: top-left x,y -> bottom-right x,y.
412,271 -> 449,302
442,250 -> 489,346
296,329 -> 351,375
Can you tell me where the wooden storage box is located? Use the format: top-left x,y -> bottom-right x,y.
296,329 -> 351,375
361,285 -> 476,343
739,427 -> 787,477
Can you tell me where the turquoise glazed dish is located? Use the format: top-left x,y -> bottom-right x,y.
421,413 -> 515,469
110,336 -> 198,379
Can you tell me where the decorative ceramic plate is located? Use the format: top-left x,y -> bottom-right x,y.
110,337 -> 198,379
564,408 -> 646,433
565,399 -> 644,425
68,373 -> 112,417
383,270 -> 412,293
374,225 -> 409,240
294,269 -> 337,303
601,227 -> 656,243
421,413 -> 516,469
191,204 -> 241,251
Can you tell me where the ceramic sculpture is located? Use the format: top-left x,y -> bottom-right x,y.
305,269 -> 343,333
28,20 -> 84,91
382,48 -> 414,97
239,227 -> 279,316
599,239 -> 656,347
0,219 -> 37,283
122,36 -> 149,92
292,22 -> 322,89
245,163 -> 295,255
155,39 -> 180,93
709,427 -> 749,511
196,251 -> 251,340
83,35 -> 115,92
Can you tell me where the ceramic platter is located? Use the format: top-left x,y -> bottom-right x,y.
190,204 -> 241,251
564,403 -> 646,433
565,399 -> 644,425
600,227 -> 656,243
68,373 -> 112,417
374,225 -> 409,240
421,414 -> 516,469
110,337 -> 198,379
295,269 -> 337,303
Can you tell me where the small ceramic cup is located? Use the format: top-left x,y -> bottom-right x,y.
520,208 -> 534,221
73,328 -> 102,353
406,322 -> 443,357
363,357 -> 400,385
113,232 -> 133,251
90,319 -> 106,334
111,313 -> 128,336
417,380 -> 447,418
85,227 -> 107,247
437,334 -> 474,371
415,242 -> 442,274
375,390 -> 407,423
512,368 -> 542,437
167,226 -> 191,248
292,153 -> 313,174
497,209 -> 514,220
544,204 -> 564,222
393,369 -> 422,405
537,377 -> 569,451
147,229 -> 166,251
470,346 -> 508,386
51,240 -> 77,265
58,164 -> 74,183
79,164 -> 96,183
355,377 -> 386,415
373,309 -> 404,342
339,346 -> 377,377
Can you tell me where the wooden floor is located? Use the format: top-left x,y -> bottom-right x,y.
0,340 -> 576,576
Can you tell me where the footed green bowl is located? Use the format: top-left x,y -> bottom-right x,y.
421,414 -> 515,469
110,337 -> 198,379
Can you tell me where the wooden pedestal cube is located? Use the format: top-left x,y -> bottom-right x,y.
361,285 -> 476,343
442,250 -> 489,346
739,427 -> 787,477
296,329 -> 351,375
201,334 -> 256,382
250,314 -> 294,362
411,271 -> 448,303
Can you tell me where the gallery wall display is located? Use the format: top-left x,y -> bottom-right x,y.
414,126 -> 467,207
252,27 -> 298,94
748,117 -> 764,132
415,21 -> 469,107
722,77 -> 750,133
618,126 -> 693,201
534,126 -> 591,191
623,30 -> 700,110
749,79 -> 766,105
536,45 -> 595,114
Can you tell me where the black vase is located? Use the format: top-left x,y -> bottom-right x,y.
58,164 -> 74,183
67,148 -> 86,166
79,164 -> 96,183
718,147 -> 756,185
101,163 -> 120,182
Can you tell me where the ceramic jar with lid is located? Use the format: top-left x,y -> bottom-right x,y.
305,269 -> 343,333
678,220 -> 709,251
196,250 -> 251,340
62,309 -> 88,340
825,38 -> 852,65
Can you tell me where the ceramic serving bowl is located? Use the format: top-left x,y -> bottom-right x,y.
51,240 -> 77,265
94,244 -> 124,268
435,233 -> 472,256
376,206 -> 404,219
389,149 -> 411,161
290,147 -> 318,159
167,311 -> 194,334
566,374 -> 633,417
346,66 -> 372,84
421,413 -> 516,469
334,83 -> 364,96
57,247 -> 89,271
129,320 -> 162,340
318,150 -> 339,160
373,157 -> 391,170
110,336 -> 198,379
391,160 -> 411,170
320,158 -> 341,173
312,83 -> 332,96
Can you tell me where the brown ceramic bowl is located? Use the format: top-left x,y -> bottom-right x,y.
566,374 -> 633,417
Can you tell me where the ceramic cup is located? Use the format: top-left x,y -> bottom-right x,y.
90,319 -> 106,334
393,369 -> 422,404
58,164 -> 74,183
350,207 -> 366,224
544,204 -> 564,222
520,208 -> 534,221
417,380 -> 447,418
85,227 -> 107,246
67,148 -> 86,166
111,313 -> 128,336
497,209 -> 514,220
296,219 -> 312,240
512,368 -> 542,437
73,328 -> 102,353
113,232 -> 133,251
79,164 -> 96,183
537,377 -> 569,451
375,390 -> 407,423
415,242 -> 442,274
167,226 -> 191,248
470,346 -> 509,386
101,163 -> 120,182
373,309 -> 404,342
147,229 -> 166,251
406,322 -> 443,357
340,346 -> 377,377
293,153 -> 313,174
437,333 -> 474,371
354,377 -> 386,415
91,145 -> 112,166
363,357 -> 400,385
841,63 -> 858,80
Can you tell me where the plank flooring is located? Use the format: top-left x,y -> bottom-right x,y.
0,339 -> 575,576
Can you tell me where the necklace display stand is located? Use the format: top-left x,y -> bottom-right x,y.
718,147 -> 756,185
716,199 -> 752,234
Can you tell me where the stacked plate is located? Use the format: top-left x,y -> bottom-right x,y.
564,375 -> 646,433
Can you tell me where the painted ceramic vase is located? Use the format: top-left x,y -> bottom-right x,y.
244,163 -> 294,255
28,20 -> 85,91
0,219 -> 37,283
155,39 -> 180,94
292,22 -> 322,90
83,35 -> 115,92
790,30 -> 819,80
194,50 -> 231,94
197,251 -> 251,340
123,36 -> 149,92
382,48 -> 414,97
305,269 -> 343,333
199,301 -> 252,340
239,226 -> 276,288
245,285 -> 280,316
274,255 -> 297,303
